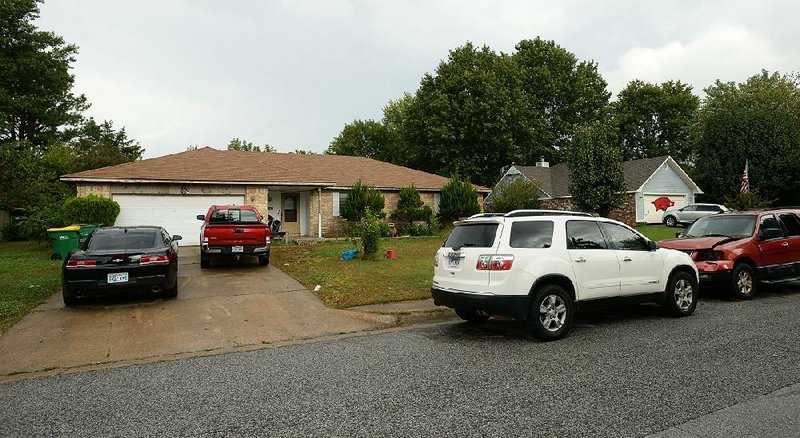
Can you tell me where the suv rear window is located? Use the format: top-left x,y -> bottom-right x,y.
510,221 -> 553,248
779,213 -> 800,236
88,230 -> 159,250
444,223 -> 498,249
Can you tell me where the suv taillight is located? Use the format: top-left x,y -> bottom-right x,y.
476,255 -> 514,271
139,255 -> 170,265
433,254 -> 439,267
66,259 -> 96,268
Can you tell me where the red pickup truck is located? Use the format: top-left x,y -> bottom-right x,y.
196,205 -> 272,268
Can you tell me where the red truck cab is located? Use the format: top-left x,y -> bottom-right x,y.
658,209 -> 800,299
197,205 -> 271,268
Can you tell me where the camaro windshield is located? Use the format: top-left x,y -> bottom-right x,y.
684,215 -> 756,238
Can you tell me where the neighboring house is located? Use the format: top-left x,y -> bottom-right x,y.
61,147 -> 489,245
488,156 -> 703,226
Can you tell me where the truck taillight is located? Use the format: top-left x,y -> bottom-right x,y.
433,254 -> 439,267
476,255 -> 514,271
66,259 -> 96,267
139,255 -> 170,265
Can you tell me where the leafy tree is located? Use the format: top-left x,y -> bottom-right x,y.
724,190 -> 773,211
0,0 -> 88,151
227,137 -> 260,152
341,180 -> 385,222
693,71 -> 800,205
391,185 -> 432,228
356,209 -> 383,259
293,149 -> 316,155
325,119 -> 395,162
513,38 -> 610,162
262,143 -> 277,153
567,120 -> 626,217
486,177 -> 541,213
438,176 -> 481,221
186,144 -> 199,151
612,80 -> 699,162
68,119 -> 143,172
402,43 -> 524,186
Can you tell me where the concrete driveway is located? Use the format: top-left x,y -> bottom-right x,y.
0,247 -> 384,380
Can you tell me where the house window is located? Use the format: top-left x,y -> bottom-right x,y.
333,192 -> 348,217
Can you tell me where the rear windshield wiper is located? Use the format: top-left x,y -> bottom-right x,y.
452,243 -> 478,251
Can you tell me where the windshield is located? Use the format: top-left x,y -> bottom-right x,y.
684,215 -> 756,238
444,223 -> 498,249
87,229 -> 159,250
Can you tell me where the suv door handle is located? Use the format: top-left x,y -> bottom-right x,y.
622,256 -> 632,262
574,257 -> 586,263
782,242 -> 789,247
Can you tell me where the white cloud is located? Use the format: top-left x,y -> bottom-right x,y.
604,23 -> 785,96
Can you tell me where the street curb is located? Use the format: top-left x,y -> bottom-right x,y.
335,307 -> 456,327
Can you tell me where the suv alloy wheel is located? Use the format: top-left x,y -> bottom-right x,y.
526,284 -> 574,342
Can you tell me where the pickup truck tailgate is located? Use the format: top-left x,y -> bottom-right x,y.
204,224 -> 269,246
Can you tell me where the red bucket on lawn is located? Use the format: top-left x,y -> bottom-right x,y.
386,249 -> 397,260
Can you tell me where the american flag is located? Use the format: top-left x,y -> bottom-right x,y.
740,160 -> 749,193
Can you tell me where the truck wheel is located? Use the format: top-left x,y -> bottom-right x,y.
200,254 -> 210,269
731,263 -> 756,300
258,251 -> 270,266
664,216 -> 677,227
455,308 -> 490,324
662,271 -> 698,317
526,284 -> 574,342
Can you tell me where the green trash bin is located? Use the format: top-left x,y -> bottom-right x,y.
46,226 -> 81,260
76,223 -> 102,244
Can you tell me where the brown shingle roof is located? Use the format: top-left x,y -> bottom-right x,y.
62,147 -> 489,192
515,156 -> 672,198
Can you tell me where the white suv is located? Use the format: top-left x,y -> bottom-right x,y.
432,210 -> 699,341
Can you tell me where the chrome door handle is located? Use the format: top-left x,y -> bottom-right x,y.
782,242 -> 789,247
622,256 -> 632,262
574,257 -> 587,263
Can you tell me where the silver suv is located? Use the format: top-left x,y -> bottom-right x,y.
432,210 -> 698,341
663,203 -> 728,227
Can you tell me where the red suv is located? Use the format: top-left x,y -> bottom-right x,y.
658,209 -> 800,299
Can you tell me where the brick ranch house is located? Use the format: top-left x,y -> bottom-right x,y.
61,147 -> 489,245
487,156 -> 703,226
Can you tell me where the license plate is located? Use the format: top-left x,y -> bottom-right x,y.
107,272 -> 129,284
447,254 -> 461,268
232,246 -> 244,253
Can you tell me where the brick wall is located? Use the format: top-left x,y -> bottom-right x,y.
539,193 -> 637,227
244,186 -> 268,217
76,184 -> 112,198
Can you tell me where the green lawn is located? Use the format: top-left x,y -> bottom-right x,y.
272,235 -> 446,308
0,241 -> 62,333
636,224 -> 682,242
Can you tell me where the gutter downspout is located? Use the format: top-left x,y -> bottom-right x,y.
317,187 -> 322,238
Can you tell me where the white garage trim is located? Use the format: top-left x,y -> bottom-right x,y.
113,194 -> 245,246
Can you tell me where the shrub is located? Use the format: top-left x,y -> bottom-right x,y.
341,180 -> 385,222
3,204 -> 65,241
724,190 -> 773,211
438,176 -> 480,222
391,185 -> 434,227
63,195 -> 121,226
357,210 -> 383,259
486,177 -> 541,213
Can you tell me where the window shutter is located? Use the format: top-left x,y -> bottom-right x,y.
333,192 -> 340,217
434,193 -> 441,214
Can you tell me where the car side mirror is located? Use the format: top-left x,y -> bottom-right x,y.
758,228 -> 783,241
196,214 -> 205,221
172,235 -> 182,241
648,239 -> 658,251
675,232 -> 684,238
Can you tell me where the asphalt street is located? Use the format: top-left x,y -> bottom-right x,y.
2,287 -> 800,437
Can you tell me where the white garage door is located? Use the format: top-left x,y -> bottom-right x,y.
643,194 -> 688,224
113,195 -> 245,245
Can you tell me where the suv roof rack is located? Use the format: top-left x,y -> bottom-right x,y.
504,209 -> 592,218
467,213 -> 506,219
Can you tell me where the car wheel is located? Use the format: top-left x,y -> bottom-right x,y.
200,254 -> 210,269
455,308 -> 490,324
731,263 -> 756,300
662,271 -> 698,317
664,216 -> 677,227
258,251 -> 270,266
163,281 -> 178,299
63,289 -> 78,307
526,284 -> 574,342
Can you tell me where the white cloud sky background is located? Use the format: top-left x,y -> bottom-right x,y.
37,0 -> 800,158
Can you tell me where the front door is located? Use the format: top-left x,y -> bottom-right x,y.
565,220 -> 621,300
281,194 -> 300,235
599,222 -> 664,295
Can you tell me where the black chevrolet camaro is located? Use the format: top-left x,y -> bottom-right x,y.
62,226 -> 182,306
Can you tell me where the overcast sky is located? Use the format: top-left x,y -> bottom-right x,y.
37,0 -> 799,158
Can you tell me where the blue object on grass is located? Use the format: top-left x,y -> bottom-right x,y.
341,249 -> 359,261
